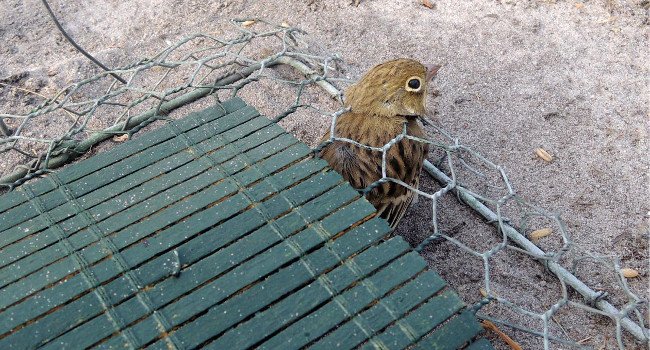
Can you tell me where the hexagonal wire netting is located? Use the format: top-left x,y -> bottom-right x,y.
0,19 -> 647,349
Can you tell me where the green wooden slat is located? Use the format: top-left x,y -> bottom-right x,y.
0,166 -> 337,339
305,271 -> 447,350
221,134 -> 303,182
0,150 -> 196,250
0,102 -> 256,255
0,167 -> 225,307
147,226 -> 400,350
0,98 -> 247,231
0,105 -> 260,258
202,251 -> 424,350
152,186 -> 361,318
40,192 -> 335,349
119,167 -> 334,273
0,157 -> 211,286
0,155 -> 323,314
0,203 -> 41,241
246,158 -> 328,202
0,108 -> 258,260
0,179 -> 241,338
0,189 -> 29,214
0,167 -> 228,300
359,289 -> 465,350
465,338 -> 495,350
77,119 -> 287,223
259,256 -> 436,350
412,310 -> 485,350
96,200 -> 381,350
67,120 -> 285,236
40,295 -> 152,350
0,98 -> 245,215
1,174 -> 360,349
0,120 -> 302,295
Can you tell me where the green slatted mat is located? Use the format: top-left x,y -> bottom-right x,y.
0,97 -> 493,350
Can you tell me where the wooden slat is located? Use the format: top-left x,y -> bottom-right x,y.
465,338 -> 495,350
307,270 -> 447,350
0,122 -> 307,305
412,311 -> 485,350
0,172 -> 352,348
97,206 -> 385,350
359,290 -> 465,350
0,105 -> 260,265
0,106 -> 263,265
149,230 -> 404,350
256,254 -> 433,350
0,190 -> 29,214
1,178 -> 365,348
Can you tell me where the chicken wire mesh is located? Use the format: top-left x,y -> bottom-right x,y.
0,19 -> 648,349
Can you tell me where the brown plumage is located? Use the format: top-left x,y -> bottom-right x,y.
319,58 -> 440,229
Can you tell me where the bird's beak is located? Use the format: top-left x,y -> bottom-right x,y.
425,64 -> 441,81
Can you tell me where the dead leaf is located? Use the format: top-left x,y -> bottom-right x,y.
480,288 -> 499,298
530,228 -> 553,242
422,0 -> 435,9
575,2 -> 585,9
535,147 -> 553,162
113,134 -> 129,142
621,268 -> 639,278
241,20 -> 256,28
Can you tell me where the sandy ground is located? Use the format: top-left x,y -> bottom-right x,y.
1,0 -> 649,349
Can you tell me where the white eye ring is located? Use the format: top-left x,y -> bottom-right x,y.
405,76 -> 423,92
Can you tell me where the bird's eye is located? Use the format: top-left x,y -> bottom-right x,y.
405,77 -> 422,91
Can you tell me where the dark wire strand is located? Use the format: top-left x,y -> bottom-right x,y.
41,0 -> 127,84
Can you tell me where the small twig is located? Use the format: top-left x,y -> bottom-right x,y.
482,320 -> 523,350
275,56 -> 343,103
552,315 -> 571,340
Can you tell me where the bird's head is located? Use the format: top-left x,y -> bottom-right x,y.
344,58 -> 441,119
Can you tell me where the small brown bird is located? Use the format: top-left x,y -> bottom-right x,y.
319,58 -> 440,229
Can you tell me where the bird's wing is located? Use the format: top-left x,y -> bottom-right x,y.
374,187 -> 415,230
373,137 -> 428,229
320,139 -> 381,190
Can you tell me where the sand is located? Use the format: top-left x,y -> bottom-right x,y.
1,0 -> 648,349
